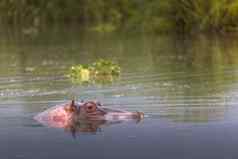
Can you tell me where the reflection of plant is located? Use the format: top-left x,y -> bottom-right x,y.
68,59 -> 120,85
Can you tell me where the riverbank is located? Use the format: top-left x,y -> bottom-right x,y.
1,1 -> 238,34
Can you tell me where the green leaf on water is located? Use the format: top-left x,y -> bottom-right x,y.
67,59 -> 120,85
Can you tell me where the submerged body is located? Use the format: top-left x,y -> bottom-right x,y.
34,100 -> 144,133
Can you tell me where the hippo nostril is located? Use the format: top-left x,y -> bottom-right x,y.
131,111 -> 144,120
138,112 -> 144,119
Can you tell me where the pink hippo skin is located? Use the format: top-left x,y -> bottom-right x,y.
34,100 -> 144,133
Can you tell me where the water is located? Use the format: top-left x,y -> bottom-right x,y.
2,27 -> 238,159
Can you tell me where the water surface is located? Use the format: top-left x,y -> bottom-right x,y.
2,28 -> 238,159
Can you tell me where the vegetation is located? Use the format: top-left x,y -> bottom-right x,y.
68,59 -> 120,84
171,0 -> 238,32
1,0 -> 238,33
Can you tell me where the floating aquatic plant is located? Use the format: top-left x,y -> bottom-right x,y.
69,65 -> 90,84
90,59 -> 120,76
68,59 -> 120,84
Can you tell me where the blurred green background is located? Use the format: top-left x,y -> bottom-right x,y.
2,0 -> 238,33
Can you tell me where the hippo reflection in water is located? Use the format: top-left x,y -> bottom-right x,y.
34,100 -> 144,135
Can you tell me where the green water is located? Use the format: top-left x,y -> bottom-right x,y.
2,27 -> 238,159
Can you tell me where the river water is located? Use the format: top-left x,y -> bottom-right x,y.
2,27 -> 238,159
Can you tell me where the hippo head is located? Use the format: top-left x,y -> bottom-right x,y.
34,100 -> 144,133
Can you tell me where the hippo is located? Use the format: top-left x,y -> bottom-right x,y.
34,100 -> 144,134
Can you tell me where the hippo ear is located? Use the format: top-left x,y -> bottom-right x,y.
65,100 -> 77,112
70,100 -> 75,107
70,100 -> 77,110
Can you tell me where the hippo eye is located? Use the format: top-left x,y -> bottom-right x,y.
85,103 -> 97,113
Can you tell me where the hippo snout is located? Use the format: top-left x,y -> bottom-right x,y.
98,107 -> 144,121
